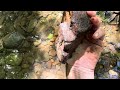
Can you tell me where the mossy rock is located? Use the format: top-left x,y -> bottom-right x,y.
0,57 -> 5,65
0,39 -> 3,50
5,65 -> 21,72
3,32 -> 25,49
0,66 -> 5,79
5,66 -> 29,79
17,69 -> 29,79
5,53 -> 22,66
21,64 -> 30,69
27,57 -> 35,65
6,72 -> 17,79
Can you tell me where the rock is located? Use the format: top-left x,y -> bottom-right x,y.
26,57 -> 35,65
38,44 -> 49,52
0,66 -> 5,79
49,55 -> 53,60
48,41 -> 54,46
109,70 -> 118,76
99,65 -> 104,69
33,39 -> 41,46
71,11 -> 91,32
60,23 -> 77,42
109,70 -> 119,79
116,43 -> 120,48
50,59 -> 55,63
21,40 -> 32,49
46,60 -> 52,69
109,75 -> 119,79
108,44 -> 117,53
103,48 -> 110,53
117,61 -> 120,68
56,65 -> 61,70
3,32 -> 25,49
60,64 -> 66,73
110,59 -> 117,67
52,60 -> 60,66
43,52 -> 50,61
47,33 -> 54,40
49,45 -> 54,50
17,68 -> 29,79
0,40 -> 3,50
5,53 -> 22,66
37,44 -> 50,61
21,64 -> 30,69
0,57 -> 5,65
50,37 -> 56,42
94,75 -> 98,79
49,49 -> 56,57
27,19 -> 38,33
36,12 -> 62,41
6,65 -> 21,71
98,77 -> 108,79
113,66 -> 118,72
54,29 -> 58,36
104,72 -> 109,78
33,63 -> 42,77
28,72 -> 38,79
6,72 -> 15,79
110,65 -> 113,68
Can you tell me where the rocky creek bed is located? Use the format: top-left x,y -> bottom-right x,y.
0,11 -> 66,79
0,11 -> 120,79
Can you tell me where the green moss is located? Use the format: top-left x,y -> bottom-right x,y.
6,72 -> 16,79
0,57 -> 5,65
97,11 -> 108,23
5,53 -> 22,66
5,65 -> 29,79
47,33 -> 54,39
27,57 -> 34,65
114,53 -> 120,57
21,64 -> 30,69
0,40 -> 3,50
17,69 -> 29,79
5,65 -> 21,72
0,66 -> 5,79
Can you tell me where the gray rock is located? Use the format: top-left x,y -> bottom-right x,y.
3,32 -> 25,49
71,11 -> 91,32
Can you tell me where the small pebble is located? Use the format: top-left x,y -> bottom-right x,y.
46,61 -> 52,69
49,49 -> 56,57
109,70 -> 118,76
104,72 -> 109,78
52,60 -> 60,66
110,65 -> 113,68
34,40 -> 41,46
50,59 -> 55,63
109,74 -> 119,79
